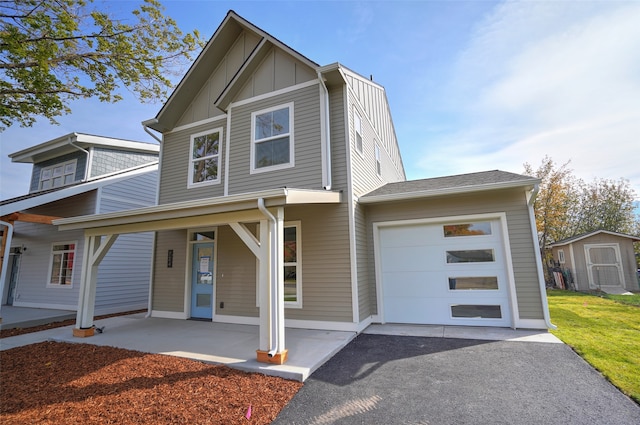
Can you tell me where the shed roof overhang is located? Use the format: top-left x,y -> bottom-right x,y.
358,179 -> 539,204
53,188 -> 341,236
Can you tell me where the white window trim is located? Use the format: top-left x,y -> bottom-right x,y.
39,159 -> 77,190
46,241 -> 77,288
250,102 -> 295,174
284,221 -> 302,308
374,141 -> 382,177
187,128 -> 223,188
354,110 -> 364,157
558,249 -> 565,264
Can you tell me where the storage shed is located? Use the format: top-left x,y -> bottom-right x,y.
549,230 -> 640,292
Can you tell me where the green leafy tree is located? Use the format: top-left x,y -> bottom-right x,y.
524,156 -> 579,258
0,0 -> 203,129
573,178 -> 638,236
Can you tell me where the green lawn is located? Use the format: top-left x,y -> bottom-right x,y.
547,290 -> 640,403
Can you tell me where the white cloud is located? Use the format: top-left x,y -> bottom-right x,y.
418,1 -> 640,197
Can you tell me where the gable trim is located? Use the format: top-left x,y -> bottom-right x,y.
229,79 -> 318,109
167,114 -> 227,135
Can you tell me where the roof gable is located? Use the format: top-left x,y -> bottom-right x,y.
550,230 -> 640,246
148,10 -> 319,132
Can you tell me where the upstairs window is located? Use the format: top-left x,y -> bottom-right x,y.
40,160 -> 77,190
354,111 -> 363,155
251,103 -> 294,173
374,142 -> 382,176
189,128 -> 222,187
48,242 -> 76,287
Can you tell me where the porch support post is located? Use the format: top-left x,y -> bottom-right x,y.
257,219 -> 270,351
273,207 -> 286,355
74,233 -> 119,337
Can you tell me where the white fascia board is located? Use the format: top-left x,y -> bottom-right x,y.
52,188 -> 341,230
9,133 -> 158,163
358,180 -> 538,204
0,164 -> 158,216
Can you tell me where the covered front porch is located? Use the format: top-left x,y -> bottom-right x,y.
53,188 -> 342,365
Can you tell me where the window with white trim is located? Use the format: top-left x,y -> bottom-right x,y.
558,249 -> 565,264
374,142 -> 381,176
40,159 -> 77,190
189,129 -> 221,187
48,242 -> 76,286
284,222 -> 302,307
354,111 -> 363,154
251,103 -> 294,173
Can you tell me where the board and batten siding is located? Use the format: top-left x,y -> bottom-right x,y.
175,30 -> 261,127
235,46 -> 317,102
365,189 -> 545,320
29,151 -> 87,193
152,230 -> 188,313
227,84 -> 323,194
158,117 -> 227,204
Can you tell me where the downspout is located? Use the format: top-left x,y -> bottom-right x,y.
142,119 -> 162,318
257,198 -> 280,357
528,184 -> 557,329
68,134 -> 90,181
0,220 -> 14,321
317,71 -> 332,190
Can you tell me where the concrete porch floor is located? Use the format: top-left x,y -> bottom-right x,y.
0,313 -> 357,381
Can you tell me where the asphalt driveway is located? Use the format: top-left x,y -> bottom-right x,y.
273,334 -> 640,425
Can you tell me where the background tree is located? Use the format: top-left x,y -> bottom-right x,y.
0,0 -> 203,129
524,156 -> 640,274
523,156 -> 579,259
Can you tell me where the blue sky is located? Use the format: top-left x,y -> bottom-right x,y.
1,0 -> 639,201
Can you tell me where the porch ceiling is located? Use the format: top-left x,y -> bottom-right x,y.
53,188 -> 341,235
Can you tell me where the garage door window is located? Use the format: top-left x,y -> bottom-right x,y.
443,222 -> 492,237
449,277 -> 498,290
446,249 -> 494,263
451,304 -> 502,319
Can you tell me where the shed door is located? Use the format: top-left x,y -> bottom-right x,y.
378,219 -> 511,327
584,244 -> 624,288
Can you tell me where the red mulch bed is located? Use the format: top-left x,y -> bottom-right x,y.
0,310 -> 147,339
0,341 -> 302,424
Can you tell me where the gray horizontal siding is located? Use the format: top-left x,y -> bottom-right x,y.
28,190 -> 98,217
159,118 -> 227,204
364,189 -> 544,320
228,84 -> 323,194
9,221 -> 84,309
215,225 -> 259,317
284,204 -> 352,322
152,230 -> 188,312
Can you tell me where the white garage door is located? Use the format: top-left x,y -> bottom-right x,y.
378,218 -> 512,327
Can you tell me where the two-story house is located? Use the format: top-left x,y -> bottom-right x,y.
53,11 -> 553,364
0,133 -> 159,318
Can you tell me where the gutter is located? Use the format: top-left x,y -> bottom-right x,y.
317,71 -> 332,190
257,198 -> 280,357
68,134 -> 90,181
527,184 -> 557,330
142,119 -> 163,144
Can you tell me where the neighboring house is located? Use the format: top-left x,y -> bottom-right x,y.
53,11 -> 553,364
549,230 -> 640,292
0,133 -> 159,317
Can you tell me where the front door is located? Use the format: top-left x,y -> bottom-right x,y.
191,242 -> 214,319
5,249 -> 21,305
